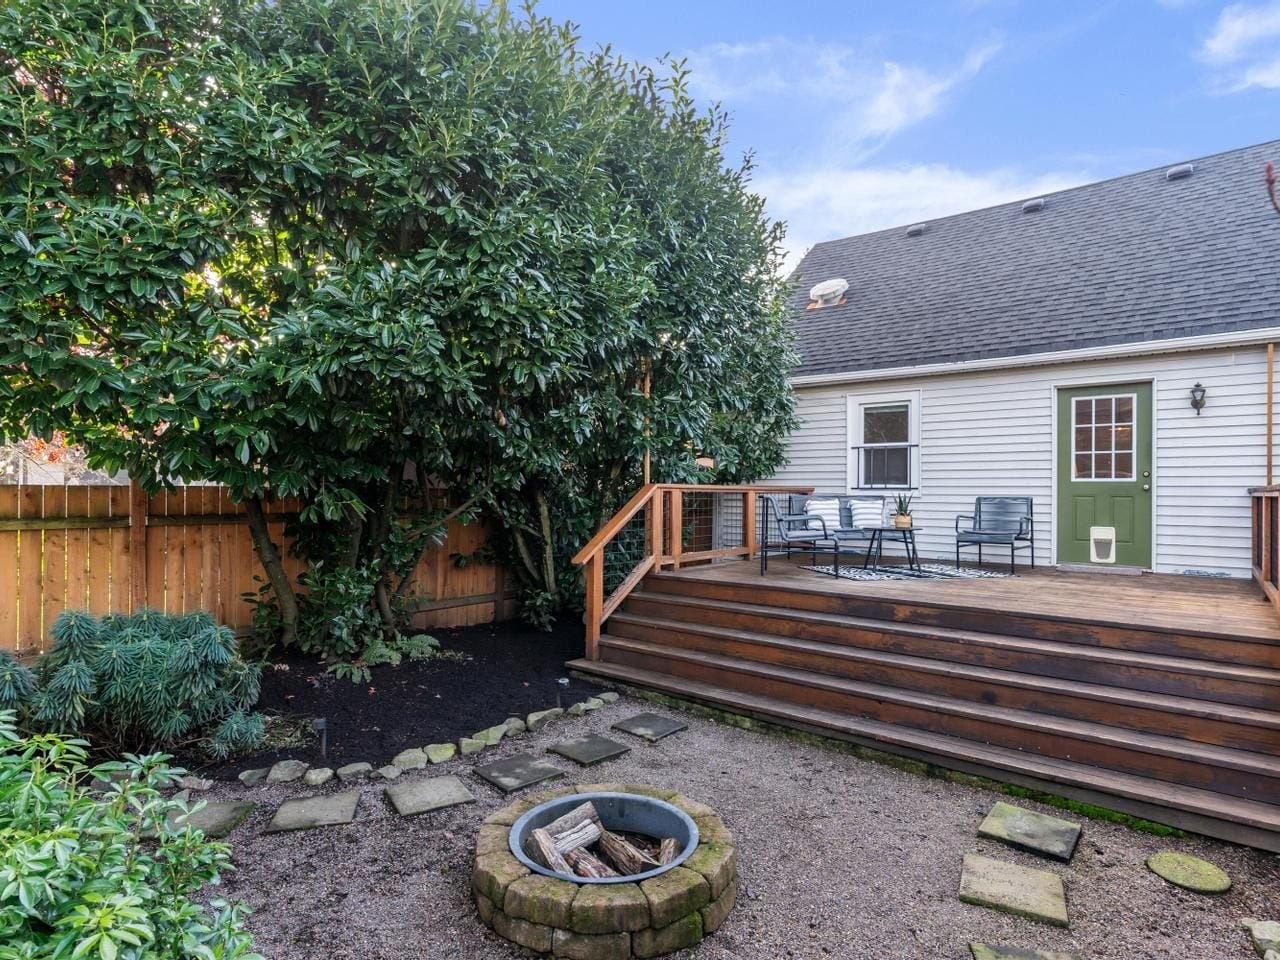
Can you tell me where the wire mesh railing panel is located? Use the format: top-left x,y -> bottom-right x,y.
601,505 -> 650,598
679,490 -> 715,556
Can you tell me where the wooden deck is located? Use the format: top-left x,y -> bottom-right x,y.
569,557 -> 1280,851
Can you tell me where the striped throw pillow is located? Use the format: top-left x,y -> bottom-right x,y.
805,498 -> 842,533
848,499 -> 885,529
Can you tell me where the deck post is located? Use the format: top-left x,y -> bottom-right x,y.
743,491 -> 757,560
668,489 -> 682,571
584,553 -> 602,660
648,489 -> 663,568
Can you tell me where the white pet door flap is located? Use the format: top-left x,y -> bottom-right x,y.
1089,526 -> 1116,564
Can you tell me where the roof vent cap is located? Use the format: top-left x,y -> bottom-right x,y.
905,222 -> 927,237
808,277 -> 849,307
1021,197 -> 1047,213
1165,163 -> 1194,181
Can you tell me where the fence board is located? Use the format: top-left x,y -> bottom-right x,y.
0,482 -> 511,653
0,488 -> 17,651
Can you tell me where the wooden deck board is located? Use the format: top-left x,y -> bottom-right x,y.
664,558 -> 1280,642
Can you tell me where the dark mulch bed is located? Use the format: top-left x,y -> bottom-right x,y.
198,617 -> 601,778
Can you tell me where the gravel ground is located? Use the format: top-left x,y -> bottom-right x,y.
204,693 -> 1280,960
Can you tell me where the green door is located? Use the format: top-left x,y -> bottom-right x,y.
1056,383 -> 1153,568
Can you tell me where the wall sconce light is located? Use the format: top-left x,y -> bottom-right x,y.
1189,382 -> 1207,415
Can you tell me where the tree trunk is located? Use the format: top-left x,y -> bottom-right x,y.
535,489 -> 558,603
244,496 -> 299,646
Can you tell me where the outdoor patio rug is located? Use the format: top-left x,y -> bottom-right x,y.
802,563 -> 1014,582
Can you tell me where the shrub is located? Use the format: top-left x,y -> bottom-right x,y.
0,609 -> 264,759
0,711 -> 262,959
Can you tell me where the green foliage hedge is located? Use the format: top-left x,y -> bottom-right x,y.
0,610 -> 263,759
0,711 -> 261,960
0,0 -> 798,650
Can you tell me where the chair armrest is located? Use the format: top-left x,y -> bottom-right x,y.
1018,516 -> 1034,537
955,513 -> 974,534
781,513 -> 827,537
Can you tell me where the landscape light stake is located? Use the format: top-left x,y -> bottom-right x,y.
312,717 -> 328,758
557,677 -> 570,709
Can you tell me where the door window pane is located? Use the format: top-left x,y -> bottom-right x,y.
1072,393 -> 1138,481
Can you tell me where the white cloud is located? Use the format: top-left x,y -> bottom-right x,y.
756,163 -> 1090,274
683,36 -> 1001,146
1202,2 -> 1280,62
1200,2 -> 1280,88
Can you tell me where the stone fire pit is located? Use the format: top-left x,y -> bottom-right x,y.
472,784 -> 738,959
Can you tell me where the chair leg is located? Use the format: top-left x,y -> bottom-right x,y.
978,544 -> 983,567
834,544 -> 840,577
1010,545 -> 1015,575
1030,538 -> 1035,568
955,542 -> 960,568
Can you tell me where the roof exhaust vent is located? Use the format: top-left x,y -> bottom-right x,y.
808,277 -> 849,309
1165,163 -> 1194,181
905,223 -> 927,237
1021,197 -> 1047,213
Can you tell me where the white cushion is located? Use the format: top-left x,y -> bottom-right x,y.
848,499 -> 884,529
805,498 -> 841,532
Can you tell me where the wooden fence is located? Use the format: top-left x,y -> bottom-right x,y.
0,483 -> 512,655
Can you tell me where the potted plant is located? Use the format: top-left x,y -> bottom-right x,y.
893,494 -> 914,529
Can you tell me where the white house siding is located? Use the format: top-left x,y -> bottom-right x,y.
770,345 -> 1277,577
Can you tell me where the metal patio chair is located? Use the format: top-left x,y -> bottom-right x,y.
955,496 -> 1034,573
759,494 -> 884,575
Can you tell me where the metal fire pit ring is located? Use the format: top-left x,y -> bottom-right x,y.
472,784 -> 739,958
509,792 -> 699,884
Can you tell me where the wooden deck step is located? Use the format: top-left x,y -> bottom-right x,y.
595,635 -> 1280,803
642,572 -> 1280,668
566,656 -> 1280,853
607,612 -> 1280,753
622,590 -> 1280,709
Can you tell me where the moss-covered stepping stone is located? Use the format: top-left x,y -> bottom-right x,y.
970,945 -> 1080,960
959,853 -> 1068,927
978,801 -> 1081,861
1145,850 -> 1231,893
167,800 -> 255,839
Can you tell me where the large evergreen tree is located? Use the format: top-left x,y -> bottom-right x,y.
0,0 -> 796,656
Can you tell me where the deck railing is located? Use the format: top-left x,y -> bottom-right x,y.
1250,485 -> 1280,615
572,483 -> 813,659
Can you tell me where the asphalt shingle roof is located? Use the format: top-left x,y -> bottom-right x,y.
787,140 -> 1280,378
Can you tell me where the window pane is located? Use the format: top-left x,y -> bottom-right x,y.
1074,453 -> 1092,479
864,447 -> 909,486
863,404 -> 909,444
1094,398 -> 1114,424
1075,398 -> 1093,425
1115,452 -> 1133,478
1094,424 -> 1112,452
1074,426 -> 1092,454
1113,424 -> 1133,453
1115,396 -> 1133,423
1095,453 -> 1113,478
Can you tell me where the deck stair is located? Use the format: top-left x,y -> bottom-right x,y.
568,570 -> 1280,851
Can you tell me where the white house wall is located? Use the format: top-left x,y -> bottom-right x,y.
770,346 -> 1276,577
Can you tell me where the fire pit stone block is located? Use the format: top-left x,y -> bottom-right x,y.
631,913 -> 703,959
505,875 -> 578,928
551,929 -> 632,960
569,884 -> 651,934
683,842 -> 737,900
472,851 -> 530,905
473,786 -> 738,958
639,867 -> 710,928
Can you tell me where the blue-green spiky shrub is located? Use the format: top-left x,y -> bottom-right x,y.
1,609 -> 264,759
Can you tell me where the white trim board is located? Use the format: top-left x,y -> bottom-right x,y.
792,327 -> 1280,388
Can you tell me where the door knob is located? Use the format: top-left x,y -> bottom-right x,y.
1142,470 -> 1150,478
1142,484 -> 1151,491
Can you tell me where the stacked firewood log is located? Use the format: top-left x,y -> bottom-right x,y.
525,802 -> 680,879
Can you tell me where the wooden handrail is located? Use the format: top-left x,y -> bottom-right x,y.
571,483 -> 657,566
572,483 -> 814,659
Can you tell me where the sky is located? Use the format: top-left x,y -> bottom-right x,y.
535,0 -> 1280,271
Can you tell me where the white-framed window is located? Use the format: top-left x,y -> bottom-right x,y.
1071,393 -> 1137,481
846,390 -> 920,490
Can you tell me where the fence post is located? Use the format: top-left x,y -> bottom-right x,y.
128,481 -> 148,612
743,490 -> 757,560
